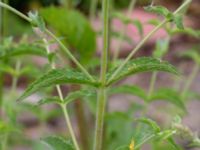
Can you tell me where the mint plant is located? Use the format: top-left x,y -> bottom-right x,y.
0,0 -> 200,150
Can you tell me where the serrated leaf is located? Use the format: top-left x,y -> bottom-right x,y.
156,130 -> 177,141
136,118 -> 161,133
64,90 -> 93,105
18,69 -> 99,101
167,137 -> 183,150
37,97 -> 61,106
0,44 -> 47,58
109,85 -> 147,100
174,15 -> 184,29
28,11 -> 46,31
144,5 -> 171,18
41,136 -> 74,150
107,57 -> 179,85
133,121 -> 157,149
149,88 -> 186,110
40,7 -> 96,65
148,19 -> 160,26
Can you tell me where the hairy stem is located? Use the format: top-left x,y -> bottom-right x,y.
43,39 -> 80,150
108,0 -> 192,84
181,63 -> 199,99
93,88 -> 107,150
60,103 -> 80,150
0,2 -> 94,82
93,0 -> 109,149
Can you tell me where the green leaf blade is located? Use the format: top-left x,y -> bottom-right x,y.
41,136 -> 75,150
107,57 -> 179,85
144,5 -> 171,17
18,69 -> 99,101
109,85 -> 147,100
0,44 -> 47,58
149,88 -> 186,110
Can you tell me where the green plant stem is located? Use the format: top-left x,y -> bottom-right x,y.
99,0 -> 109,84
90,0 -> 98,20
173,0 -> 192,15
181,63 -> 199,99
112,0 -> 137,62
60,103 -> 80,150
43,39 -> 80,150
0,2 -> 94,82
93,88 -> 107,150
108,0 -> 192,84
93,0 -> 109,149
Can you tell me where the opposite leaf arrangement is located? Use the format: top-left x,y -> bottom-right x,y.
0,0 -> 200,150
